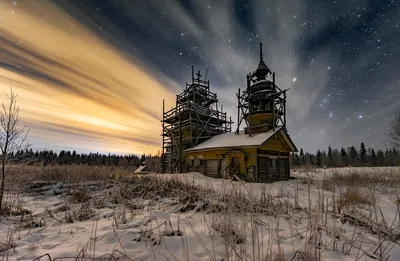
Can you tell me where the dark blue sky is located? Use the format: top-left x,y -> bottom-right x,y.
56,0 -> 400,153
4,0 -> 399,153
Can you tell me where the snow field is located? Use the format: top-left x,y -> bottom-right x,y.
1,167 -> 400,261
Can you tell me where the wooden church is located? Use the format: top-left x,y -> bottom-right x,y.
162,43 -> 297,182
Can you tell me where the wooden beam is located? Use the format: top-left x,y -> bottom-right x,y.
178,103 -> 182,173
162,99 -> 165,173
236,88 -> 240,134
284,92 -> 287,129
273,72 -> 276,131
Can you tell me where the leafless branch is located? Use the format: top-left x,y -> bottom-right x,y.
389,109 -> 400,149
0,87 -> 30,212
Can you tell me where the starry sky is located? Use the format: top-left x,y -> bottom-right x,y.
0,0 -> 399,155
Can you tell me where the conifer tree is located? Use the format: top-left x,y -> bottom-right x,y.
291,153 -> 296,166
349,146 -> 358,166
370,148 -> 377,166
328,146 -> 333,167
300,148 -> 305,165
340,147 -> 349,167
359,142 -> 367,166
316,150 -> 322,168
393,148 -> 400,165
295,154 -> 300,166
377,150 -> 385,166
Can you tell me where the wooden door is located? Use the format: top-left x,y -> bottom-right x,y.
268,158 -> 278,178
231,157 -> 240,176
206,159 -> 219,178
257,156 -> 268,182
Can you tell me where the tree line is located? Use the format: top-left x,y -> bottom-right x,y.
291,142 -> 400,168
7,149 -> 161,170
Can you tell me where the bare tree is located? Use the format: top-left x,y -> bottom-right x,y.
0,88 -> 30,212
389,109 -> 400,149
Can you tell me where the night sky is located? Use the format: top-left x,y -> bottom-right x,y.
0,0 -> 399,154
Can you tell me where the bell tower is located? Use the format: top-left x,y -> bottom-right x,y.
236,43 -> 288,135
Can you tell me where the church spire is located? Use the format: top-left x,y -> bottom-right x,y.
254,43 -> 271,81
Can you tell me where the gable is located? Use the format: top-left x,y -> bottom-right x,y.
260,132 -> 289,152
260,129 -> 297,152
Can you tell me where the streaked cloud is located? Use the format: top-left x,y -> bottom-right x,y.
0,0 -> 177,154
0,0 -> 398,154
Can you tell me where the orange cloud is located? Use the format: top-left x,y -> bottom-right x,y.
0,0 -> 177,154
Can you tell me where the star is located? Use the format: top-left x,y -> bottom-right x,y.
0,0 -> 398,156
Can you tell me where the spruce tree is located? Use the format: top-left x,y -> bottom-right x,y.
349,146 -> 358,166
295,154 -> 300,166
300,148 -> 305,166
340,147 -> 348,167
291,153 -> 296,166
328,146 -> 333,167
393,148 -> 400,165
377,150 -> 384,166
359,142 -> 367,166
316,150 -> 322,168
370,148 -> 377,166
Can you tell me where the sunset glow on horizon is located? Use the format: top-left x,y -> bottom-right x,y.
1,0 -> 399,154
0,0 -> 177,155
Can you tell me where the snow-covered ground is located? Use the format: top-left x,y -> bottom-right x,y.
1,167 -> 400,261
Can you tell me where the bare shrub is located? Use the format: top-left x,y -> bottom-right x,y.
73,204 -> 95,222
118,175 -> 214,212
0,193 -> 30,216
0,226 -> 17,258
70,190 -> 91,203
337,187 -> 372,208
212,215 -> 246,245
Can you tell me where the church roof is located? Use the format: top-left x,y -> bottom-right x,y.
134,164 -> 150,173
185,126 -> 297,152
253,43 -> 271,79
256,59 -> 271,75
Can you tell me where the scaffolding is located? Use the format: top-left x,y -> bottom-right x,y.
161,67 -> 233,173
236,43 -> 288,135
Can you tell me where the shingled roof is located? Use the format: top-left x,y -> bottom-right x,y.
185,126 -> 297,152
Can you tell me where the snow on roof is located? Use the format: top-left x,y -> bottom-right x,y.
134,165 -> 149,173
186,126 -> 282,152
252,79 -> 272,85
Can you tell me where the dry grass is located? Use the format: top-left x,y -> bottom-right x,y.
327,168 -> 400,187
337,187 -> 373,208
2,165 -> 400,261
5,164 -> 129,186
293,165 -> 317,173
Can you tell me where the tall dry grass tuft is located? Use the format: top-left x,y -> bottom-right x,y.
327,168 -> 400,187
337,187 -> 373,209
6,164 -> 127,185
